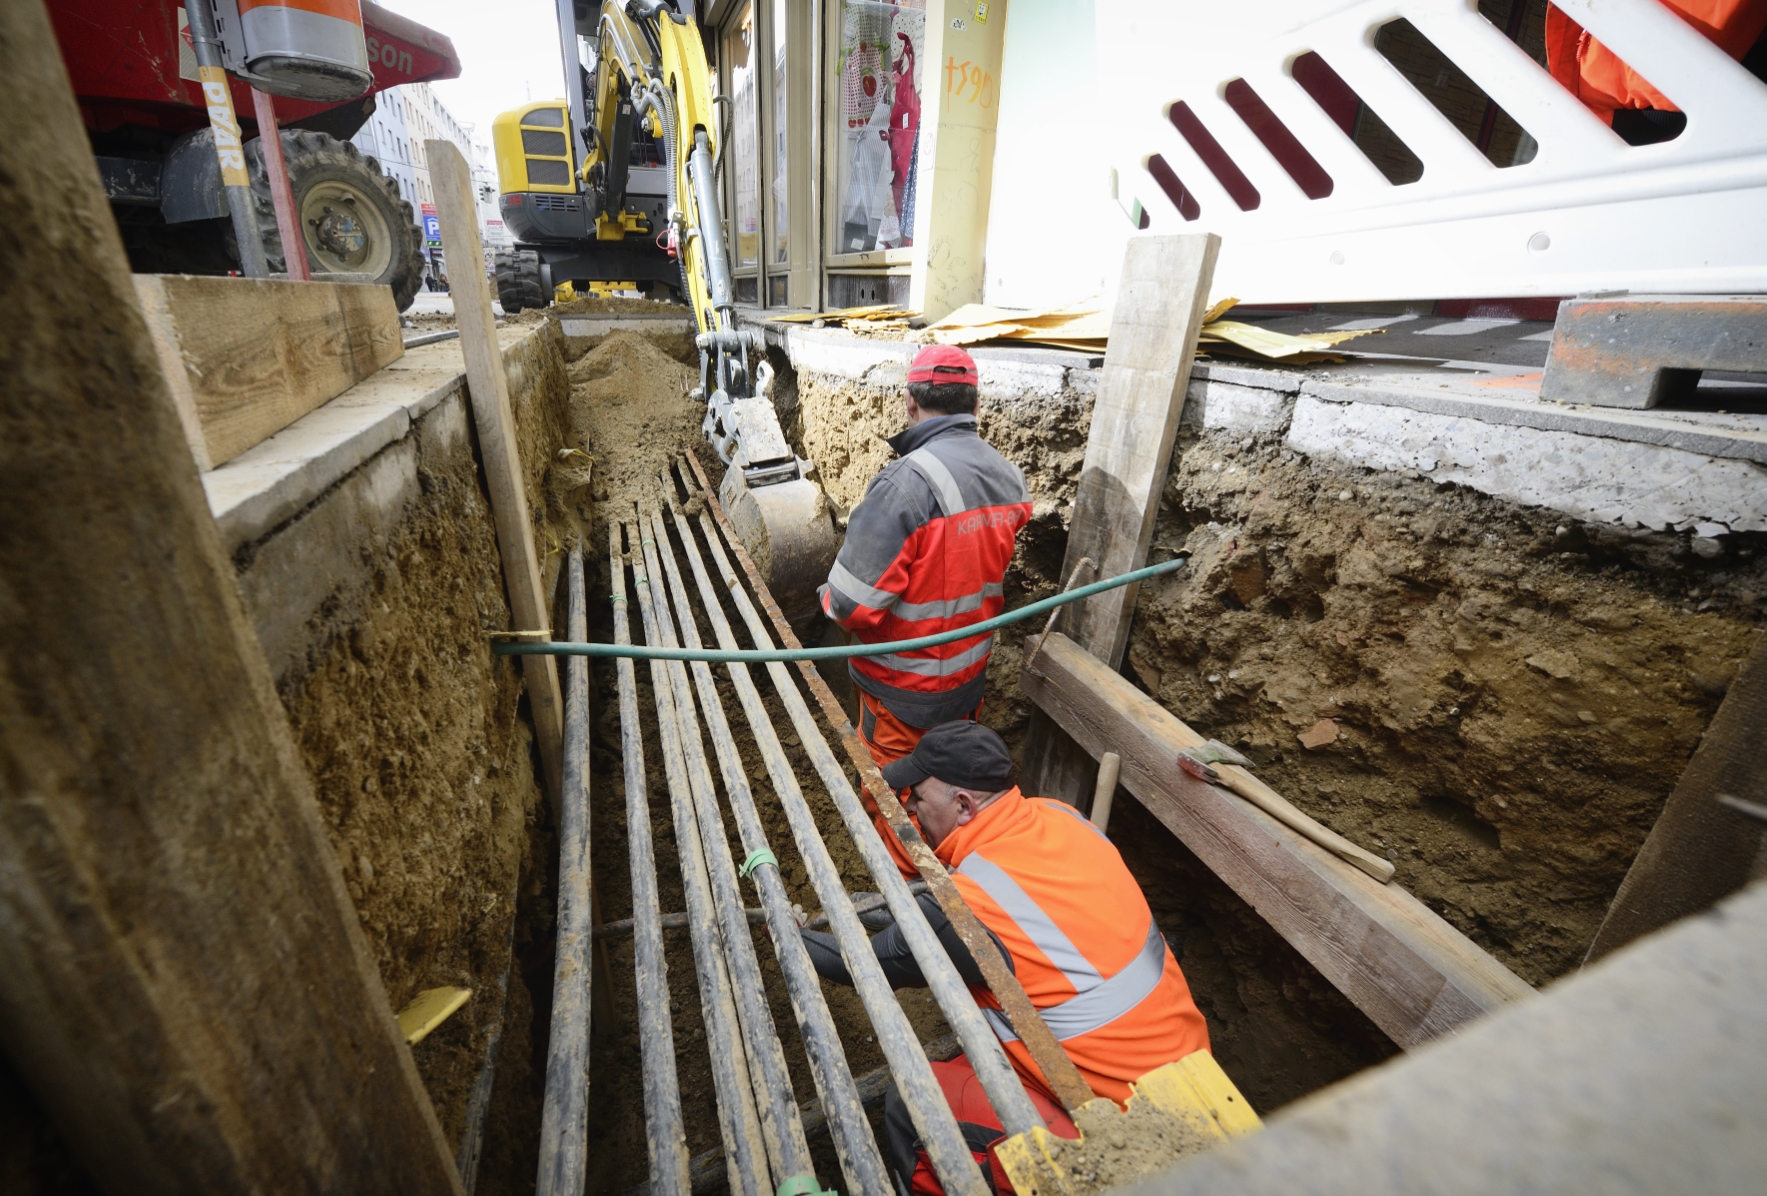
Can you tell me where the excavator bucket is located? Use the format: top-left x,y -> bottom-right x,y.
719,467 -> 841,627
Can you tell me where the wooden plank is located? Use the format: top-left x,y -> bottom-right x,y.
1584,629 -> 1767,963
428,138 -> 565,809
0,3 -> 464,1189
1022,632 -> 1534,1048
131,273 -> 402,469
1022,234 -> 1218,804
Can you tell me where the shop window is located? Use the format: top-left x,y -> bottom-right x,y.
1290,51 -> 1424,185
1166,101 -> 1260,211
835,0 -> 925,255
1222,79 -> 1333,199
772,0 -> 790,265
1373,18 -> 1539,165
726,4 -> 761,269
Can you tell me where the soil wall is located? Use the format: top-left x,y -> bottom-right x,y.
229,323 -> 575,1183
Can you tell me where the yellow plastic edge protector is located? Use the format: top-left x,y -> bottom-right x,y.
396,986 -> 473,1045
993,1050 -> 1262,1195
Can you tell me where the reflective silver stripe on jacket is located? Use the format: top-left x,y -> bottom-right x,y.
893,581 -> 1004,623
904,446 -> 970,517
828,559 -> 901,612
868,633 -> 995,677
960,852 -> 1168,1043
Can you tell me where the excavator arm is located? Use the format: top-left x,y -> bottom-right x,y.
586,0 -> 836,617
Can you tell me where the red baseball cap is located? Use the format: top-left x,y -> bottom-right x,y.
907,343 -> 979,387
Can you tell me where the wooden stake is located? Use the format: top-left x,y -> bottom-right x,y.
427,138 -> 565,810
0,4 -> 462,1188
1022,234 -> 1219,805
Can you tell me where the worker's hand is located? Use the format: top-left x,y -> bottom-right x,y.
851,892 -> 896,933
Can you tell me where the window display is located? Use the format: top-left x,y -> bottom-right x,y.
727,2 -> 760,269
835,0 -> 923,255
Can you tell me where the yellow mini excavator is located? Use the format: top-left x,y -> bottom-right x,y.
494,0 -> 837,614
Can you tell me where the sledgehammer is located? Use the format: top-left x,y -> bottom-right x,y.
1178,741 -> 1396,884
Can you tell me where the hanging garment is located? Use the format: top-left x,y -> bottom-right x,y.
887,31 -> 921,225
1545,0 -> 1767,121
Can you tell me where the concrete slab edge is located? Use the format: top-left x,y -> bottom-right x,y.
1302,378 -> 1767,466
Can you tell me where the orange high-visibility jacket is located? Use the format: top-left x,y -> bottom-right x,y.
1546,0 -> 1767,120
934,787 -> 1213,1106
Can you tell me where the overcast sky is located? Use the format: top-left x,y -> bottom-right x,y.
376,0 -> 568,147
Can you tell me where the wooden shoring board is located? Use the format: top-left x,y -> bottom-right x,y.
1022,632 -> 1534,1048
0,3 -> 462,1188
1585,628 -> 1767,962
428,138 -> 565,809
133,273 -> 402,470
1021,234 -> 1218,806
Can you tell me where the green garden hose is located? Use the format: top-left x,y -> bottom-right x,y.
492,554 -> 1188,663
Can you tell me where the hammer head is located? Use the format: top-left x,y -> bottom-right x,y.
1178,740 -> 1253,784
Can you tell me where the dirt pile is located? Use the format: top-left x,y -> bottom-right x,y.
568,331 -> 702,512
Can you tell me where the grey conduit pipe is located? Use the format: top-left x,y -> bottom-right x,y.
650,503 -> 889,1193
634,515 -> 819,1190
536,544 -> 594,1195
688,477 -> 1049,1141
626,519 -> 771,1196
673,498 -> 997,1195
609,522 -> 692,1196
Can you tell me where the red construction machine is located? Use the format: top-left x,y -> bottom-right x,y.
49,0 -> 461,310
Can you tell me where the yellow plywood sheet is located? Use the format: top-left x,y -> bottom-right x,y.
919,297 -> 1380,363
395,986 -> 472,1045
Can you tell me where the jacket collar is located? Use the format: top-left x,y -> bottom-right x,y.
934,786 -> 1028,869
886,413 -> 977,457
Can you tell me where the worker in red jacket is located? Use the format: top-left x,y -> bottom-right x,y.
799,722 -> 1213,1194
819,343 -> 1031,766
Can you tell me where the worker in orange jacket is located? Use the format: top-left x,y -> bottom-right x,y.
799,722 -> 1212,1194
1547,0 -> 1767,143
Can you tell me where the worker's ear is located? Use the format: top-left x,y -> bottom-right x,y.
953,787 -> 980,825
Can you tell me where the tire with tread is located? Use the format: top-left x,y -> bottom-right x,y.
494,248 -> 549,314
246,130 -> 425,311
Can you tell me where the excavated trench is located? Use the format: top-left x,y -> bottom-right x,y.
16,309 -> 1739,1194
507,316 -> 1764,1184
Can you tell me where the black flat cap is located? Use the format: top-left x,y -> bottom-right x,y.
881,721 -> 1018,792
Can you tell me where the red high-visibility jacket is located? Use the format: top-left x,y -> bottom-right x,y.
1546,0 -> 1767,120
938,788 -> 1213,1106
820,414 -> 1032,727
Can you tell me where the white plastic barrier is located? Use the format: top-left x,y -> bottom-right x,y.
1098,0 -> 1767,303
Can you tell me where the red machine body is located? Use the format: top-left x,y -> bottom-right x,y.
51,0 -> 459,138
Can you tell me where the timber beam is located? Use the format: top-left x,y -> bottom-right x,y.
1021,632 -> 1534,1048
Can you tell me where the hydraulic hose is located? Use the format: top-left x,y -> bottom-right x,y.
494,554 -> 1188,662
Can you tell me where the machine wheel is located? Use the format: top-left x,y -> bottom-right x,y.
495,248 -> 550,313
246,130 -> 425,311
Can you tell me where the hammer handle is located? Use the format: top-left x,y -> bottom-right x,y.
1215,767 -> 1396,884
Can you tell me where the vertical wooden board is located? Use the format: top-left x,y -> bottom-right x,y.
1063,233 -> 1218,665
427,138 -> 565,810
1022,234 -> 1217,804
0,3 -> 463,1191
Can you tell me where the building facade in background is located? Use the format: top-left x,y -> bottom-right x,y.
353,83 -> 498,284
